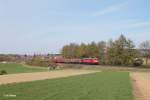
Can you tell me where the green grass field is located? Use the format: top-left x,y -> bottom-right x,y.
0,72 -> 133,100
0,62 -> 47,74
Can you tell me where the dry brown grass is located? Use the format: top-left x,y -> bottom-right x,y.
143,58 -> 150,64
0,69 -> 98,85
131,72 -> 150,100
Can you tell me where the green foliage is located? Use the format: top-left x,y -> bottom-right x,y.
87,42 -> 100,58
26,55 -> 51,67
78,43 -> 88,57
107,35 -> 137,65
0,72 -> 133,100
97,41 -> 107,64
61,43 -> 80,58
0,70 -> 7,75
28,56 -> 42,66
61,42 -> 103,58
61,35 -> 139,66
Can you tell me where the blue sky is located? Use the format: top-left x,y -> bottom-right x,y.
0,0 -> 150,54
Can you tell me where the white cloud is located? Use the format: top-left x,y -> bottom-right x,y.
128,22 -> 150,28
93,2 -> 127,17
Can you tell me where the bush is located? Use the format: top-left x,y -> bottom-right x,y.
0,70 -> 7,75
26,56 -> 49,67
26,55 -> 57,68
48,63 -> 58,70
133,58 -> 143,66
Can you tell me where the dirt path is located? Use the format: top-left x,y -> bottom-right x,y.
0,69 -> 98,85
131,72 -> 150,100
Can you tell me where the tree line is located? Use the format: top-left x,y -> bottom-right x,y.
61,35 -> 150,66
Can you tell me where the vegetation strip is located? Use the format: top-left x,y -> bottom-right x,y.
0,72 -> 133,100
0,63 -> 46,74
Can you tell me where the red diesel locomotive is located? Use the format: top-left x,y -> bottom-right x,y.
81,58 -> 99,64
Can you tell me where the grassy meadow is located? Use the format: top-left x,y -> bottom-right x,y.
0,62 -> 47,74
0,71 -> 133,100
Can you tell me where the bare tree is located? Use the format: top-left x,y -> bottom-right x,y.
140,41 -> 150,64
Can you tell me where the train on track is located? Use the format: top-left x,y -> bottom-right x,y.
53,57 -> 99,65
52,55 -> 143,66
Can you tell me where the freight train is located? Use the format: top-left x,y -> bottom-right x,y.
53,57 -> 99,65
52,56 -> 143,66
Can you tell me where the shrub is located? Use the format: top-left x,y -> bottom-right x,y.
26,55 -> 57,68
133,58 -> 143,66
0,70 -> 7,75
48,62 -> 58,70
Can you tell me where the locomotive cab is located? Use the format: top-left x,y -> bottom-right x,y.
81,58 -> 99,65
